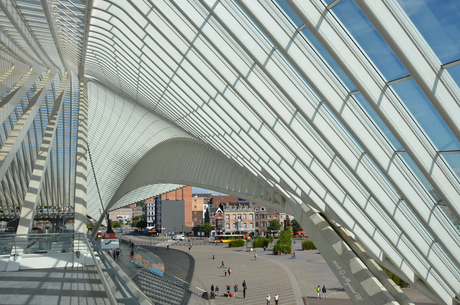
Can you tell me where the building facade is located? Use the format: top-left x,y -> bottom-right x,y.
220,201 -> 255,233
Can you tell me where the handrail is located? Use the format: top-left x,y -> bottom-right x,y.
84,234 -> 118,305
85,234 -> 142,305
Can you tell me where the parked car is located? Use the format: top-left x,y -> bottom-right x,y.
172,234 -> 184,240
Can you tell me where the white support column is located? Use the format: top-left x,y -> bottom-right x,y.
0,68 -> 39,125
74,79 -> 90,265
16,73 -> 68,235
0,70 -> 54,180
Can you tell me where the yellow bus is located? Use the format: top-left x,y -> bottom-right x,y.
215,234 -> 246,243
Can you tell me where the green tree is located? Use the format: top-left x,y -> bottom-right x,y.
273,228 -> 293,254
112,222 -> 121,228
267,219 -> 281,231
291,219 -> 303,232
268,235 -> 274,244
136,220 -> 147,228
200,222 -> 215,237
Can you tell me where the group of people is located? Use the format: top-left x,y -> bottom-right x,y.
266,294 -> 280,305
210,280 -> 247,299
317,285 -> 327,299
108,247 -> 121,260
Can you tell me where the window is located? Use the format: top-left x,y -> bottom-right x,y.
238,207 -> 241,211
243,214 -> 246,220
243,223 -> 247,229
226,215 -> 229,221
250,223 -> 253,229
233,214 -> 236,220
226,223 -> 230,229
249,207 -> 253,211
233,223 -> 236,229
238,214 -> 241,220
212,220 -> 215,225
274,215 -> 277,219
226,208 -> 229,211
250,214 -> 253,221
255,214 -> 258,219
268,215 -> 271,219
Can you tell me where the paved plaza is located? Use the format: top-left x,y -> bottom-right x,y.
124,235 -> 436,305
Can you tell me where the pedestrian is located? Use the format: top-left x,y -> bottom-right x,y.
221,259 -> 225,268
242,280 -> 247,299
226,284 -> 231,297
167,245 -> 169,250
234,284 -> 238,297
228,267 -> 231,277
322,285 -> 327,299
224,267 -> 228,276
211,284 -> 214,299
293,251 -> 296,259
215,286 -> 219,298
317,285 -> 321,299
212,252 -> 215,259
291,252 -> 295,259
254,253 -> 257,260
274,294 -> 279,305
108,248 -> 113,257
264,245 -> 266,252
130,248 -> 134,258
266,294 -> 271,305
156,246 -> 158,250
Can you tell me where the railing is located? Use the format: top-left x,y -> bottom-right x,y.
0,232 -> 81,255
86,234 -> 144,305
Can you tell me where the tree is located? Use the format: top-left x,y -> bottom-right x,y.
267,219 -> 281,231
268,235 -> 274,244
291,219 -> 303,232
135,220 -> 147,228
112,222 -> 121,228
273,228 -> 293,254
200,222 -> 215,237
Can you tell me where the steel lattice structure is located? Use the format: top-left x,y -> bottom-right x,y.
0,0 -> 459,304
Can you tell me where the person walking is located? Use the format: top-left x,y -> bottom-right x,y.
274,294 -> 279,305
266,294 -> 271,305
293,251 -> 296,259
212,252 -> 215,259
254,253 -> 257,260
226,284 -> 231,297
233,284 -> 238,297
322,285 -> 327,299
215,286 -> 219,298
221,259 -> 225,268
317,285 -> 321,299
242,280 -> 247,299
224,267 -> 228,276
210,284 -> 214,299
228,267 -> 231,277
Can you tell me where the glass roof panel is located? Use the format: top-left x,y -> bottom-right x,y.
274,0 -> 357,91
353,93 -> 403,151
332,0 -> 408,81
447,64 -> 460,88
442,153 -> 460,182
397,0 -> 460,64
391,79 -> 460,151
